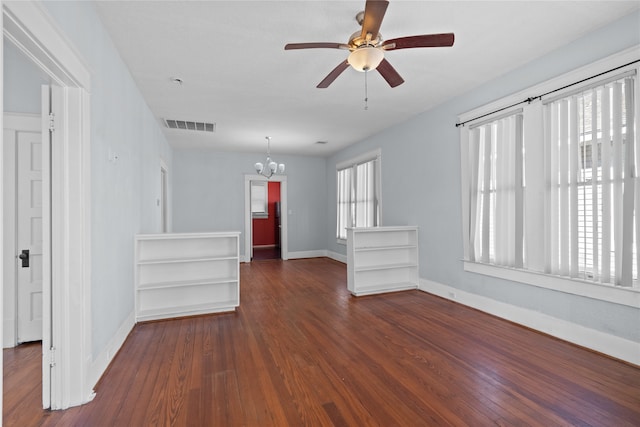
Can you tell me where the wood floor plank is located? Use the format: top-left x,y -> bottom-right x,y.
4,258 -> 640,426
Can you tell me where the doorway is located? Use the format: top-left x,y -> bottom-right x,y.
3,113 -> 43,347
244,174 -> 288,262
3,1 -> 93,410
252,180 -> 281,260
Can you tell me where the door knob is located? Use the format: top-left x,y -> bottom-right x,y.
18,249 -> 29,268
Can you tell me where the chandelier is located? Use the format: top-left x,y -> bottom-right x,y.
254,136 -> 285,178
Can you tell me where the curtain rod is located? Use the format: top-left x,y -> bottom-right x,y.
455,59 -> 640,128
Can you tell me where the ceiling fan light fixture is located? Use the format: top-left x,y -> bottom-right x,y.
348,46 -> 384,72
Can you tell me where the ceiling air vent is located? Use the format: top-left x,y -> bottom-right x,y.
164,119 -> 215,133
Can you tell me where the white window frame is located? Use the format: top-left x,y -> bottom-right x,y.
336,148 -> 382,244
250,180 -> 268,219
459,46 -> 640,309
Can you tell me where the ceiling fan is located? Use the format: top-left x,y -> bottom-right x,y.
284,0 -> 454,89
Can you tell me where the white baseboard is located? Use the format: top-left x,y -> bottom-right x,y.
287,250 -> 328,260
88,309 -> 135,396
287,250 -> 347,263
240,250 -> 347,264
3,317 -> 16,348
241,251 -> 326,262
419,278 -> 640,366
326,251 -> 347,264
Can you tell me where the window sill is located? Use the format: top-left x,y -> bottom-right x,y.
463,261 -> 639,308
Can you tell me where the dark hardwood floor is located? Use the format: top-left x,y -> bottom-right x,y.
4,258 -> 640,426
252,246 -> 281,261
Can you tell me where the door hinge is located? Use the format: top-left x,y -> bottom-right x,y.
49,346 -> 56,367
49,113 -> 55,132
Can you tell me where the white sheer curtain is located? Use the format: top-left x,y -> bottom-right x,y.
336,156 -> 380,240
544,74 -> 637,286
355,161 -> 377,228
336,167 -> 353,240
469,112 -> 524,267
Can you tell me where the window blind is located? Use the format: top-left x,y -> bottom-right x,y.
544,75 -> 637,286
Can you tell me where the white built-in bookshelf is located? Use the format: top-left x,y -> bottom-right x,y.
135,232 -> 240,321
347,226 -> 419,296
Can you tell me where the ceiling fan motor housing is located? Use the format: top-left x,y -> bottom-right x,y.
349,30 -> 382,49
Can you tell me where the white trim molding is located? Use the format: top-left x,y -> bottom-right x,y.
464,261 -> 640,308
244,174 -> 288,262
1,4 -> 5,420
419,278 -> 640,366
3,1 -> 90,88
3,1 -> 93,410
287,250 -> 328,260
240,250 -> 347,264
88,310 -> 135,398
326,251 -> 347,264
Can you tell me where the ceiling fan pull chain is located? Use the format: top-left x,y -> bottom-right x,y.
364,68 -> 369,110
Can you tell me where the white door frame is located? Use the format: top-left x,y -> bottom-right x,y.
2,1 -> 92,410
2,112 -> 41,347
160,158 -> 170,233
244,174 -> 288,262
1,9 -> 4,418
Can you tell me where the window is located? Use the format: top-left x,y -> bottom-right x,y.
544,74 -> 637,286
251,181 -> 268,218
468,111 -> 524,268
460,56 -> 638,293
336,150 -> 381,242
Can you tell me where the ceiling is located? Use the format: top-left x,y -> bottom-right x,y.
93,1 -> 639,156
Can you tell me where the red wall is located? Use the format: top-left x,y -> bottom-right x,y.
252,181 -> 280,246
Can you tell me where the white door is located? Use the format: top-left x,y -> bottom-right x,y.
16,130 -> 43,343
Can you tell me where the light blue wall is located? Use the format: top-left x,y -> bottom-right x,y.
172,149 -> 327,256
327,10 -> 640,343
3,39 -> 49,114
39,1 -> 173,357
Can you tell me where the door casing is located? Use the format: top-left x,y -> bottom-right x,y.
2,1 -> 93,410
244,174 -> 288,262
